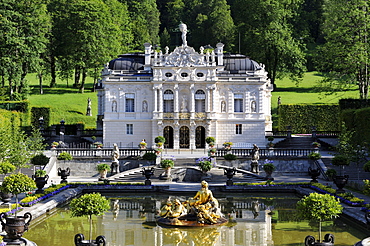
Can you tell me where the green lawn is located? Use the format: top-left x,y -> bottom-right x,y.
272,72 -> 359,115
25,71 -> 360,129
27,74 -> 98,128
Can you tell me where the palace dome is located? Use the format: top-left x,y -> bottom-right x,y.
223,54 -> 262,72
108,54 -> 145,71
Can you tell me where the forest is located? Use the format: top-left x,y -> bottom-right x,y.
0,0 -> 369,100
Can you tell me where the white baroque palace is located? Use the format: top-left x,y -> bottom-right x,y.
97,27 -> 273,149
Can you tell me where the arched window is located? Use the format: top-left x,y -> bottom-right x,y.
194,90 -> 205,112
163,90 -> 174,112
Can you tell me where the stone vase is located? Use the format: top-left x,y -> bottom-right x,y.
74,234 -> 106,246
0,212 -> 32,242
333,175 -> 349,193
33,175 -> 49,194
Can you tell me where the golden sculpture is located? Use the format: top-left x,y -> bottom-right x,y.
157,180 -> 227,226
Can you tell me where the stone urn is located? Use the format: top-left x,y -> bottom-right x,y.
224,167 -> 236,186
0,212 -> 32,243
99,170 -> 108,180
33,175 -> 49,194
74,234 -> 106,246
308,167 -> 320,183
142,167 -> 154,185
304,234 -> 334,246
333,175 -> 349,193
58,167 -> 70,183
0,192 -> 13,204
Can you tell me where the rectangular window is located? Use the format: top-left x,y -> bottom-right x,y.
236,124 -> 242,134
163,100 -> 174,112
195,100 -> 205,112
234,94 -> 243,112
126,124 -> 133,135
125,93 -> 135,112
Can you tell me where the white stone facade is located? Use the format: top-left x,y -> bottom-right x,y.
97,41 -> 273,149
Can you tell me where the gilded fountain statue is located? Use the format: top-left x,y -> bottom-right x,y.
157,181 -> 228,226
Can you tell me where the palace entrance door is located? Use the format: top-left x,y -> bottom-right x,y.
163,126 -> 174,149
195,126 -> 205,148
179,126 -> 190,148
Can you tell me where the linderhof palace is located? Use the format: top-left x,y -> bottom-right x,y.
96,24 -> 273,149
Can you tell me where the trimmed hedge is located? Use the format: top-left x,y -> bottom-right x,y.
339,99 -> 370,110
31,107 -> 51,128
354,107 -> 370,143
278,104 -> 340,133
0,100 -> 29,113
340,109 -> 356,130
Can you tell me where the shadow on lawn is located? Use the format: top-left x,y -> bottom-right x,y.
30,84 -> 95,95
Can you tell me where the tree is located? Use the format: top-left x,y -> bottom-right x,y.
0,0 -> 50,100
316,0 -> 370,99
231,0 -> 306,85
70,193 -> 110,242
50,0 -> 128,92
0,117 -> 45,171
122,0 -> 160,50
297,193 -> 342,243
182,0 -> 235,50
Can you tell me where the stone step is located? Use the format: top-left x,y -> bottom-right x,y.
110,166 -> 266,183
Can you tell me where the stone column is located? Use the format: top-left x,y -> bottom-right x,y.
174,84 -> 179,112
174,84 -> 179,119
144,43 -> 152,71
206,87 -> 211,112
190,85 -> 195,117
158,86 -> 163,112
153,87 -> 158,112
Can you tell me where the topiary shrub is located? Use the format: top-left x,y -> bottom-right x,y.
142,152 -> 157,161
224,154 -> 237,161
70,193 -> 110,242
296,193 -> 343,243
57,152 -> 73,160
308,152 -> 321,160
154,136 -> 166,143
31,153 -> 50,166
160,159 -> 174,169
205,137 -> 215,144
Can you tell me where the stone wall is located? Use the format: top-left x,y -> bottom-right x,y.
219,158 -> 310,175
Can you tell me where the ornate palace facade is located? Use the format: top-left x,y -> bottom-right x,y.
97,30 -> 273,149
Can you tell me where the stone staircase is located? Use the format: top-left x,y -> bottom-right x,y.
108,158 -> 267,184
274,136 -> 314,149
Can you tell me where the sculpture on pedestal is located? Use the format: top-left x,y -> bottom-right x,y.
111,143 -> 120,175
250,144 -> 260,173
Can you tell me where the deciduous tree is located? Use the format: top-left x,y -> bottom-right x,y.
231,0 -> 306,85
316,0 -> 370,99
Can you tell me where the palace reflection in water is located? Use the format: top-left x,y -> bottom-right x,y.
24,193 -> 366,246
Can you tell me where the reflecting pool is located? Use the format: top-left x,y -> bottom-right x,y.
24,193 -> 368,246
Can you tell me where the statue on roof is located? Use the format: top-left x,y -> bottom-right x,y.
179,22 -> 188,46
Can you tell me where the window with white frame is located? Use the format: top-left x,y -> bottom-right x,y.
163,90 -> 174,112
234,94 -> 243,112
236,124 -> 242,134
125,93 -> 135,112
126,124 -> 133,134
195,90 -> 206,112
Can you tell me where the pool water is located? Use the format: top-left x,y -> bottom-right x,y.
24,193 -> 368,246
